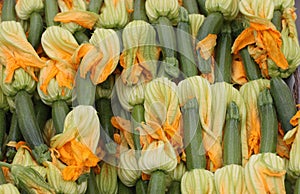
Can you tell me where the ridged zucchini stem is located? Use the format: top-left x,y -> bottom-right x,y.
223,101 -> 242,165
133,0 -> 148,21
45,0 -> 59,27
1,0 -> 17,21
88,0 -> 103,14
75,70 -> 96,106
271,10 -> 282,32
167,181 -> 181,194
147,170 -> 166,194
52,100 -> 69,134
182,98 -> 206,170
183,0 -> 200,14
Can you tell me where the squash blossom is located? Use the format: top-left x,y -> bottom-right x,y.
120,20 -> 160,86
245,153 -> 286,193
239,79 -> 270,162
188,14 -> 205,41
50,105 -> 100,181
232,0 -> 289,78
96,162 -> 118,194
73,28 -> 120,85
0,21 -> 45,95
0,183 -> 20,194
181,169 -> 215,194
15,0 -> 44,20
98,0 -> 132,29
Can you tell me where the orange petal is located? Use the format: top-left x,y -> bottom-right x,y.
232,54 -> 248,85
290,110 -> 300,126
232,28 -> 256,54
62,165 -> 85,181
39,61 -> 59,94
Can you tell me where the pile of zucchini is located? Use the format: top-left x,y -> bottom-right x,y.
0,0 -> 299,193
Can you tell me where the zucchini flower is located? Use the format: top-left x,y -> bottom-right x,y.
284,111 -> 300,177
273,0 -> 294,10
15,0 -> 43,20
96,162 -> 118,194
245,153 -> 286,193
118,149 -> 141,187
181,169 -> 215,194
210,82 -> 247,167
120,20 -> 160,86
268,8 -> 300,78
0,183 -> 20,194
42,119 -> 56,147
50,105 -> 100,181
98,0 -> 131,29
44,161 -> 78,194
167,162 -> 187,193
232,0 -> 289,78
0,21 -> 45,96
214,165 -> 246,194
188,14 -> 205,40
74,28 -> 120,85
239,79 -> 270,162
205,0 -> 239,21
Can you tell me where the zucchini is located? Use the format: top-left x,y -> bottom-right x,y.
136,179 -> 147,194
271,10 -> 282,32
44,0 -> 59,27
147,171 -> 166,194
85,168 -> 100,194
15,90 -> 51,164
0,110 -> 6,161
133,0 -> 148,21
0,167 -> 6,185
270,77 -> 297,133
52,100 -> 69,134
75,70 -> 96,106
295,177 -> 300,194
183,0 -> 200,14
5,112 -> 22,163
167,181 -> 180,194
197,0 -> 208,16
74,31 -> 90,44
177,7 -> 198,78
223,101 -> 242,165
118,179 -> 134,194
131,104 -> 144,156
215,23 -> 232,83
28,12 -> 44,50
182,98 -> 206,170
239,47 -> 262,80
258,89 -> 278,153
1,0 -> 17,21
34,99 -> 51,132
88,0 -> 103,14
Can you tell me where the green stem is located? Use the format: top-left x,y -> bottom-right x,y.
0,110 -> 6,161
133,0 -> 148,21
197,0 -> 208,16
196,12 -> 223,41
75,70 -> 96,106
0,167 -> 6,185
45,0 -> 59,27
85,169 -> 100,194
183,0 -> 200,14
182,98 -> 206,170
272,10 -> 282,32
132,105 -> 144,158
6,112 -> 22,163
1,0 -> 16,21
74,31 -> 90,44
167,181 -> 181,194
136,179 -> 148,194
52,100 -> 69,134
88,0 -> 103,14
223,102 -> 242,165
294,177 -> 300,194
0,162 -> 12,169
147,171 -> 166,194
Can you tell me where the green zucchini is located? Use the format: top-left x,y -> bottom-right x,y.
1,0 -> 17,21
133,0 -> 148,21
239,47 -> 262,80
74,31 -> 90,44
167,181 -> 181,194
0,110 -> 6,161
15,90 -> 51,164
88,0 -> 103,14
258,89 -> 278,153
223,101 -> 242,165
85,168 -> 100,194
183,0 -> 200,14
0,167 -> 6,185
215,23 -> 232,83
295,177 -> 300,194
136,179 -> 147,194
28,12 -> 44,50
271,10 -> 282,32
118,179 -> 134,194
132,104 -> 144,157
34,99 -> 51,132
182,98 -> 206,170
75,70 -> 96,106
270,77 -> 297,133
52,100 -> 69,134
5,112 -> 22,163
197,0 -> 208,16
44,0 -> 59,27
177,7 -> 198,78
147,171 -> 166,194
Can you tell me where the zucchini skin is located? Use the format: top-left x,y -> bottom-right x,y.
85,168 -> 100,194
147,171 -> 166,194
1,0 -> 17,21
167,181 -> 181,194
131,105 -> 144,155
74,31 -> 90,44
183,0 -> 200,14
271,10 -> 282,32
270,77 -> 297,133
75,70 -> 96,106
52,100 -> 69,134
133,0 -> 148,22
136,179 -> 147,194
15,90 -> 51,164
45,0 -> 59,27
182,98 -> 206,170
0,110 -> 6,161
197,0 -> 208,16
258,89 -> 278,153
196,12 -> 223,41
118,180 -> 134,194
239,47 -> 262,80
215,23 -> 232,83
88,0 -> 103,14
28,12 -> 44,50
223,101 -> 242,165
34,99 -> 51,132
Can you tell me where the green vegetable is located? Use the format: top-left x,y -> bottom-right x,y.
88,0 -> 103,14
28,12 -> 44,50
197,0 -> 208,15
1,0 -> 17,21
133,0 -> 148,21
183,0 -> 200,14
75,70 -> 96,106
240,47 -> 262,80
147,171 -> 166,194
271,10 -> 282,32
52,100 -> 69,134
44,0 -> 59,27
85,169 -> 100,194
258,89 -> 278,153
167,181 -> 181,194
